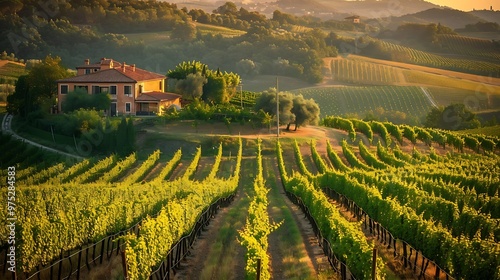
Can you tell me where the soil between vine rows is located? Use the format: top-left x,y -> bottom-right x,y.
173,154 -> 334,279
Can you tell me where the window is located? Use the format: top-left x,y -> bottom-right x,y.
60,85 -> 68,94
92,85 -> 100,94
159,81 -> 162,90
124,85 -> 132,96
100,87 -> 109,93
125,102 -> 131,113
85,69 -> 91,74
110,86 -> 117,95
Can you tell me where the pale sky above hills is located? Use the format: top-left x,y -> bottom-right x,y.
168,0 -> 498,13
412,0 -> 496,11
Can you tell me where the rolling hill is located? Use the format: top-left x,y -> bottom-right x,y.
168,0 -> 442,18
382,8 -> 493,30
470,10 -> 500,25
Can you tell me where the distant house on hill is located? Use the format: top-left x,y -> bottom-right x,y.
345,15 -> 360,24
57,58 -> 181,116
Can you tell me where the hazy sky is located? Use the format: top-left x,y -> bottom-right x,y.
426,0 -> 497,11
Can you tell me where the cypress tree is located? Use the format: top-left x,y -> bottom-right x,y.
116,117 -> 128,156
126,117 -> 136,154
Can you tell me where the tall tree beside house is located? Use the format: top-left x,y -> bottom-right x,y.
167,61 -> 206,80
167,61 -> 240,104
126,118 -> 136,154
6,74 -> 29,116
116,117 -> 129,157
28,55 -> 72,110
175,72 -> 207,100
6,55 -> 72,119
115,117 -> 136,157
204,75 -> 227,104
102,118 -> 115,153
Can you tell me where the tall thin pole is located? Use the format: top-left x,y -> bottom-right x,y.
372,248 -> 377,280
276,77 -> 279,138
240,83 -> 243,108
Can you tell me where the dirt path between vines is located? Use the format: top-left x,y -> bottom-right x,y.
264,155 -> 335,279
173,159 -> 252,280
172,144 -> 335,279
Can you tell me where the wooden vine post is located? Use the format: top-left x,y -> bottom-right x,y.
372,248 -> 377,280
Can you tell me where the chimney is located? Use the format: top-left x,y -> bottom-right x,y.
132,64 -> 136,72
100,58 -> 112,70
122,62 -> 126,72
84,59 -> 90,65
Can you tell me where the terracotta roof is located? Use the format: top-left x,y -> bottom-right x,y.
117,65 -> 165,81
57,69 -> 136,83
136,92 -> 181,102
57,66 -> 165,83
63,58 -> 165,83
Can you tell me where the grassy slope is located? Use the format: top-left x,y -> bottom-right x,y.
195,22 -> 246,37
292,85 -> 434,119
0,60 -> 26,81
318,55 -> 500,114
456,125 -> 500,137
121,23 -> 245,47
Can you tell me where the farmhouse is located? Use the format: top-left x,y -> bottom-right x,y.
345,15 -> 360,24
57,58 -> 181,116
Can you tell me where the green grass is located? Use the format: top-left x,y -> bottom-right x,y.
403,70 -> 499,92
198,157 -> 255,280
292,85 -> 434,119
243,75 -> 313,93
0,61 -> 26,79
121,31 -> 172,47
375,38 -> 500,77
330,57 -> 403,85
457,125 -> 500,137
288,24 -> 313,33
263,156 -> 329,279
195,22 -> 246,37
122,23 -> 244,46
11,118 -> 76,151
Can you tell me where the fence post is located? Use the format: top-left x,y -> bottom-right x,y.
99,239 -> 105,264
58,250 -> 63,279
341,263 -> 346,280
121,250 -> 128,280
76,247 -> 83,280
372,248 -> 377,280
402,242 -> 408,268
256,258 -> 261,280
